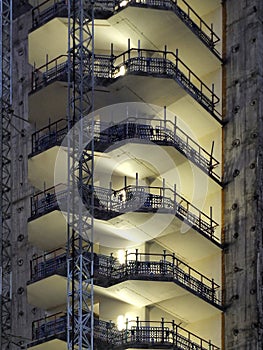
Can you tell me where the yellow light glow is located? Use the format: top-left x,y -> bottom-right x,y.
117,315 -> 125,330
117,249 -> 126,264
114,65 -> 126,78
119,0 -> 129,7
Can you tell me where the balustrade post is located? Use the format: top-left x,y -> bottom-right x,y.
164,106 -> 167,131
125,250 -> 128,276
172,253 -> 175,267
110,42 -> 114,78
161,318 -> 164,343
109,182 -> 112,212
162,178 -> 165,208
164,45 -> 167,74
128,38 -> 130,61
109,253 -> 114,278
212,83 -> 215,110
45,53 -> 48,73
173,184 -> 176,210
125,318 -> 128,343
174,114 -> 177,140
212,278 -> 215,302
136,316 -> 140,343
175,48 -> 178,72
210,206 -> 213,236
162,250 -> 166,275
172,320 -> 176,345
135,249 -> 139,275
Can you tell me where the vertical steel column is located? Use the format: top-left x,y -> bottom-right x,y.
0,1 -> 12,349
67,0 -> 94,349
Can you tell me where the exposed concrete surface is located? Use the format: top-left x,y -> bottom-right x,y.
11,10 -> 44,350
224,0 -> 263,348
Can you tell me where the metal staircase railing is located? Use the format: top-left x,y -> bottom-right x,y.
29,248 -> 222,308
31,0 -> 221,59
30,48 -> 222,123
29,116 -> 221,184
28,183 -> 220,245
31,0 -> 68,29
29,313 -> 220,350
31,312 -> 67,343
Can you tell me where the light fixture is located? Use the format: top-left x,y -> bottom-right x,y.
115,65 -> 126,78
117,315 -> 125,330
117,249 -> 126,264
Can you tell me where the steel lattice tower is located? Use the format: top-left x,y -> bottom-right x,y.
67,0 -> 94,349
0,0 -> 12,349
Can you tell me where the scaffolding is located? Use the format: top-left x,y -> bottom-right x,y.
0,0 -> 12,349
67,0 -> 95,349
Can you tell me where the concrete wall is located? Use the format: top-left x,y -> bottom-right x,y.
224,0 -> 263,348
11,10 -> 44,349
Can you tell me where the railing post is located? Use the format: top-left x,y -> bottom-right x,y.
125,250 -> 128,275
210,206 -> 213,237
125,318 -> 128,343
212,83 -> 215,110
174,114 -> 177,140
161,318 -> 164,343
164,106 -> 167,131
164,45 -> 167,74
109,181 -> 112,212
173,320 -> 177,346
110,253 -> 114,278
162,178 -> 165,208
162,250 -> 166,275
135,249 -> 138,275
173,184 -> 176,212
45,53 -> 49,73
136,316 -> 139,343
110,42 -> 114,78
212,278 -> 215,302
175,48 -> 178,72
128,38 -> 131,61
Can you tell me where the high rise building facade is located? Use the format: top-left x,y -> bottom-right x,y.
1,0 -> 262,349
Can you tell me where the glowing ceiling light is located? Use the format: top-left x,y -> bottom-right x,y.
117,249 -> 126,264
119,0 -> 129,7
117,315 -> 125,330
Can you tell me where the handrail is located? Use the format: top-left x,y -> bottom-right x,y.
30,118 -> 68,155
32,312 -> 66,341
31,54 -> 67,91
30,49 -> 222,123
29,116 -> 221,183
29,183 -> 220,244
31,0 -> 221,59
29,248 -> 222,306
31,0 -> 67,29
30,313 -> 220,350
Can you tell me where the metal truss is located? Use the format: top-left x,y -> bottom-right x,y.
0,0 -> 12,349
67,0 -> 94,349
